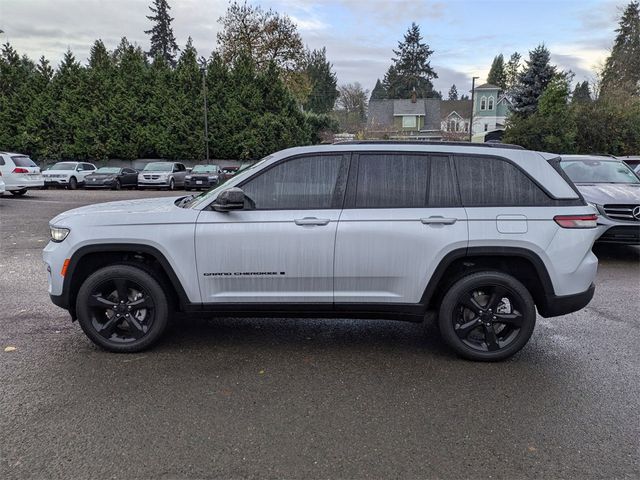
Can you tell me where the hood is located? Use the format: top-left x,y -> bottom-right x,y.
50,196 -> 184,225
575,183 -> 640,205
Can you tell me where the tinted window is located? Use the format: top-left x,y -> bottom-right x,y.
428,155 -> 459,207
11,156 -> 37,167
455,155 -> 552,206
355,153 -> 428,208
84,163 -> 95,170
241,155 -> 346,210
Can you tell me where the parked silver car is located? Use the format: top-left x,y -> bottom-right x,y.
560,155 -> 640,244
137,162 -> 187,190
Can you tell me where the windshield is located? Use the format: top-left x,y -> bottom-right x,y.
49,162 -> 76,171
143,162 -> 173,172
560,159 -> 640,184
95,167 -> 121,174
184,156 -> 272,209
192,165 -> 218,173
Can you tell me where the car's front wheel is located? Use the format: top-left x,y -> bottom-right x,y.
68,177 -> 78,190
438,271 -> 536,361
76,264 -> 169,352
10,189 -> 27,196
168,178 -> 175,191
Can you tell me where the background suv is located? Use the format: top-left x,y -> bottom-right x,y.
43,162 -> 96,189
138,162 -> 187,190
44,142 -> 598,361
0,152 -> 44,195
560,155 -> 640,244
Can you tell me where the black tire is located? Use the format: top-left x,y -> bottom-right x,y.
42,185 -> 49,190
10,189 -> 27,196
113,179 -> 121,191
168,178 -> 175,191
438,271 -> 536,362
68,177 -> 78,190
185,187 -> 191,191
76,264 -> 169,352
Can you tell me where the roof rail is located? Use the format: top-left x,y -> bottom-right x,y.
333,140 -> 525,150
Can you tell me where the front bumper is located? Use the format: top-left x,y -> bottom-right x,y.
537,283 -> 595,318
138,180 -> 171,188
44,177 -> 70,186
597,225 -> 640,244
185,178 -> 218,189
84,180 -> 117,188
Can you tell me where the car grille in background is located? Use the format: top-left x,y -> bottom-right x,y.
192,176 -> 209,181
143,174 -> 161,180
46,174 -> 64,178
603,204 -> 640,221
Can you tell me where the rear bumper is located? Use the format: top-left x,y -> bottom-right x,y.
537,283 -> 595,318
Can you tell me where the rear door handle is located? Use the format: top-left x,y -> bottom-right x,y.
294,217 -> 330,226
421,217 -> 457,225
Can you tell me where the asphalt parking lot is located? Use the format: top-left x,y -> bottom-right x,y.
0,189 -> 639,479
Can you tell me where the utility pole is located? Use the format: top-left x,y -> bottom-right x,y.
469,76 -> 479,142
200,58 -> 210,163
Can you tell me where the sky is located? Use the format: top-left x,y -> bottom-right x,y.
0,0 -> 627,95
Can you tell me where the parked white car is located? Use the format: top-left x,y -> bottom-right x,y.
44,142 -> 599,361
0,152 -> 44,196
43,162 -> 96,189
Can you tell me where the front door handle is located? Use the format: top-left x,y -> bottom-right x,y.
421,216 -> 457,225
294,217 -> 330,226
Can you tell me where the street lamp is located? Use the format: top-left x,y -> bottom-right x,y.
199,57 -> 210,163
469,76 -> 479,142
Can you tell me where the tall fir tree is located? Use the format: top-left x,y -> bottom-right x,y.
504,52 -> 521,95
511,45 -> 557,116
369,78 -> 386,101
487,54 -> 507,89
382,23 -> 438,99
302,47 -> 338,114
601,1 -> 640,96
572,81 -> 592,103
145,0 -> 179,65
447,84 -> 458,100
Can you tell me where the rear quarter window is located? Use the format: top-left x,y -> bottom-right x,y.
454,155 -> 554,206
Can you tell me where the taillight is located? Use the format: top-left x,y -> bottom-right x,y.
554,214 -> 598,228
13,167 -> 29,174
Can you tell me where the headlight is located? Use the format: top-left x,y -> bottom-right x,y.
50,226 -> 70,243
208,175 -> 219,180
185,175 -> 192,180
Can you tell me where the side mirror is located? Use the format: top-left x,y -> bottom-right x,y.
213,187 -> 245,212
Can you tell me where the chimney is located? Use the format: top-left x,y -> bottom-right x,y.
411,88 -> 417,103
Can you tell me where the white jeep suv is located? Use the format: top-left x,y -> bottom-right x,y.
44,142 -> 599,361
43,162 -> 96,189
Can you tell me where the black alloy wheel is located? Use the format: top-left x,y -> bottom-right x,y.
438,272 -> 536,361
68,176 -> 78,190
76,264 -> 169,352
113,179 -> 121,190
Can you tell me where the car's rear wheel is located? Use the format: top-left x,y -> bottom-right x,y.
68,177 -> 78,190
10,189 -> 27,196
76,264 -> 169,352
438,271 -> 536,361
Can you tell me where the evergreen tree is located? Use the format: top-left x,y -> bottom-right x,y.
369,78 -> 386,101
601,1 -> 640,96
487,54 -> 507,89
145,0 -> 179,65
303,47 -> 338,114
572,81 -> 592,103
504,52 -> 521,95
447,84 -> 459,100
382,23 -> 438,99
511,45 -> 557,116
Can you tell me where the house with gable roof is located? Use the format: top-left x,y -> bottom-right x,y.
471,83 -> 513,139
